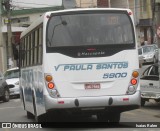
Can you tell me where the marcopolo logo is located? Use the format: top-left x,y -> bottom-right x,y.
78,51 -> 105,57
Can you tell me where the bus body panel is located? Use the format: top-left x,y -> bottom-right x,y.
44,90 -> 140,110
44,50 -> 139,97
21,66 -> 46,116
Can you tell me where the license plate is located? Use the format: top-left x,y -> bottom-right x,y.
85,83 -> 101,89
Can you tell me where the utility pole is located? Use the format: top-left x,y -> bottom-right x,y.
2,0 -> 13,69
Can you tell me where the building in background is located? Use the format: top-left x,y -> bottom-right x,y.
137,0 -> 153,46
110,0 -> 129,8
76,0 -> 128,8
0,0 -> 63,72
76,0 -> 97,7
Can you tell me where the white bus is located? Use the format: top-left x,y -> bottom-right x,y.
19,8 -> 140,122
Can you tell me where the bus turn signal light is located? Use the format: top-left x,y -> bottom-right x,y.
45,75 -> 52,82
132,71 -> 139,78
48,82 -> 55,89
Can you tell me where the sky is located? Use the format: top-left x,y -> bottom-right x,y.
11,0 -> 62,9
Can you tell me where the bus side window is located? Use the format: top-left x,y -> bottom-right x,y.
38,27 -> 43,64
31,31 -> 35,65
34,30 -> 38,65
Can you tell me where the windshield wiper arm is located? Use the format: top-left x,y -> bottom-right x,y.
48,17 -> 67,47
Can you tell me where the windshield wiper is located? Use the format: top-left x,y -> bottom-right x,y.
47,16 -> 67,47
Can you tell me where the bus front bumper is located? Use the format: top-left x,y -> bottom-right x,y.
44,91 -> 141,112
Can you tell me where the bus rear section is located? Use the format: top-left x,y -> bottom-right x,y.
43,8 -> 140,121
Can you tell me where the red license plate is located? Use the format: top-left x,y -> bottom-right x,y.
85,83 -> 101,89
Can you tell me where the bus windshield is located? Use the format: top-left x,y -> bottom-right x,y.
46,12 -> 134,47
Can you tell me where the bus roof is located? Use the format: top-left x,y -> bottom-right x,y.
20,8 -> 132,38
47,8 -> 132,14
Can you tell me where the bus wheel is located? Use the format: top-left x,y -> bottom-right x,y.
141,99 -> 145,106
27,111 -> 34,119
96,113 -> 109,122
35,114 -> 46,122
108,113 -> 120,123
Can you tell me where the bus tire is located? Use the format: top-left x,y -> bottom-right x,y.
27,111 -> 34,119
35,114 -> 47,123
108,113 -> 120,123
141,98 -> 145,106
97,113 -> 109,122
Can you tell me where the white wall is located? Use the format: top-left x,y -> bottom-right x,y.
12,0 -> 62,9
